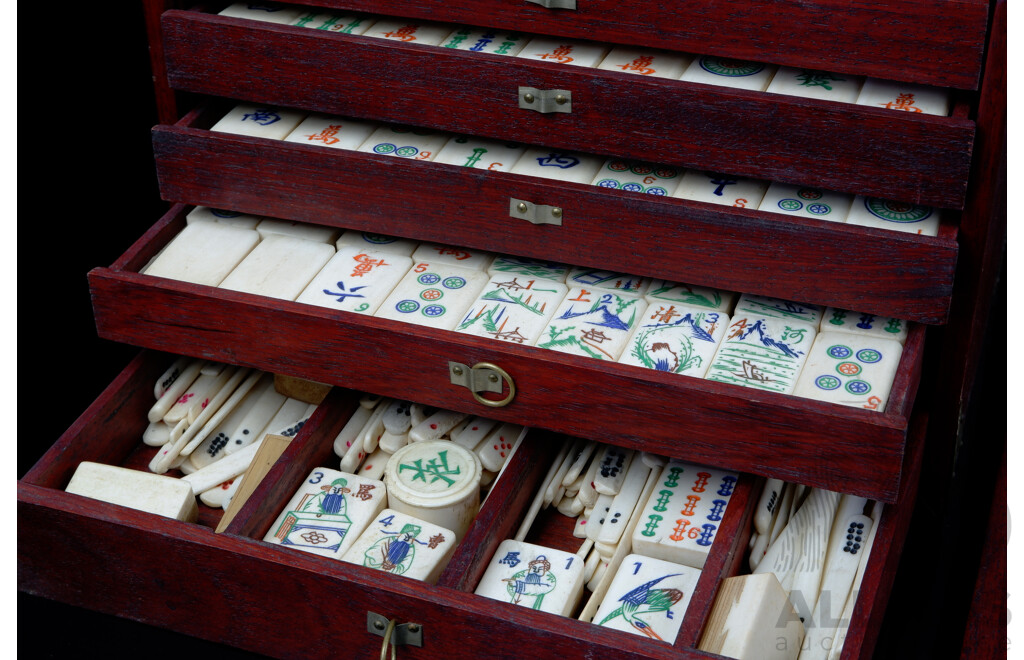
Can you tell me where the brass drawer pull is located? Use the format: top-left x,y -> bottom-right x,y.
449,361 -> 517,407
368,612 -> 423,659
518,86 -> 573,113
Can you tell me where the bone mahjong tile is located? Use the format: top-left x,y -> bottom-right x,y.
597,46 -> 693,80
765,66 -> 864,104
645,280 -> 737,313
591,159 -> 685,196
66,462 -> 198,522
681,55 -> 778,91
792,332 -> 904,412
672,170 -> 769,209
186,206 -> 262,229
210,103 -> 308,140
375,261 -> 490,330
733,293 -> 823,326
433,136 -> 527,172
361,18 -> 454,46
619,304 -> 729,378
357,125 -> 451,162
283,113 -> 379,151
142,222 -> 260,287
455,273 -> 568,346
256,218 -> 340,244
515,36 -> 610,68
336,230 -> 420,256
536,287 -> 648,361
440,27 -> 527,56
757,182 -> 853,223
218,2 -> 305,24
844,195 -> 941,236
819,307 -> 910,345
705,315 -> 817,394
341,509 -> 457,584
296,246 -> 413,315
412,243 -> 495,271
475,539 -> 586,616
290,10 -> 377,34
218,234 -> 335,301
566,267 -> 652,296
264,468 -> 387,559
488,255 -> 569,283
593,554 -> 701,643
510,147 -> 606,184
856,77 -> 952,117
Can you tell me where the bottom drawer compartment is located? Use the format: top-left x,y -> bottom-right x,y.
17,351 -> 924,659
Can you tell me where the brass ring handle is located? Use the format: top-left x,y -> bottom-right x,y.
379,618 -> 397,660
471,362 -> 516,408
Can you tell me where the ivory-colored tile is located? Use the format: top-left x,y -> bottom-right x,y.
511,147 -> 605,184
672,170 -> 769,209
733,293 -> 823,326
591,159 -> 685,196
412,243 -> 495,271
593,554 -> 701,643
210,103 -> 308,140
705,315 -> 817,394
475,539 -> 586,616
341,509 -> 457,583
566,267 -> 652,296
357,125 -> 451,161
645,280 -> 737,313
434,136 -> 527,172
375,261 -> 490,330
256,218 -> 340,244
515,36 -> 610,68
336,229 -> 420,256
488,255 -> 569,282
757,182 -> 852,223
620,305 -> 729,378
218,2 -> 305,24
792,332 -> 903,412
766,66 -> 864,104
362,18 -> 454,46
65,462 -> 198,522
456,273 -> 568,346
819,307 -> 910,344
185,206 -> 262,229
283,113 -> 378,151
681,55 -> 777,91
440,27 -> 527,56
856,77 -> 951,117
142,222 -> 260,286
597,46 -> 692,80
219,234 -> 335,301
844,195 -> 941,236
297,246 -> 413,315
290,10 -> 376,34
536,288 -> 648,361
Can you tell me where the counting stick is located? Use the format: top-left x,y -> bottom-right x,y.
546,439 -> 587,507
359,393 -> 382,409
332,404 -> 374,457
596,457 -> 651,546
143,422 -> 172,447
514,438 -> 571,542
561,440 -> 598,487
828,504 -> 882,660
182,369 -> 263,455
451,417 -> 498,449
339,425 -> 369,473
482,429 -> 525,506
147,359 -> 204,423
754,478 -> 786,535
161,366 -> 232,426
378,430 -> 410,454
409,409 -> 469,443
192,373 -> 286,468
200,478 -> 238,508
360,399 -> 391,452
769,482 -> 795,544
577,453 -> 602,508
381,399 -> 413,435
154,357 -> 191,400
182,436 -> 265,495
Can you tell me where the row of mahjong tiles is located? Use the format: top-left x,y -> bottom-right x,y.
220,2 -> 953,117
210,101 -> 944,237
145,212 -> 909,410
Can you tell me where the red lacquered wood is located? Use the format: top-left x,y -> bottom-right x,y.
152,126 -> 960,324
143,0 -> 181,125
291,0 -> 988,89
159,11 -> 976,208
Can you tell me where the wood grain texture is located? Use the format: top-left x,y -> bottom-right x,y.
159,11 -> 976,209
152,127 -> 960,324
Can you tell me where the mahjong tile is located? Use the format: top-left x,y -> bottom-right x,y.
341,509 -> 456,583
296,246 -> 413,315
219,2 -> 305,24
488,255 -> 569,282
186,206 -> 262,229
680,56 -> 777,92
672,170 -> 769,209
210,103 -> 308,140
256,218 -> 340,244
219,234 -> 335,300
819,307 -> 910,344
510,147 -> 605,184
283,113 -> 378,151
765,66 -> 864,104
855,78 -> 951,117
631,461 -> 739,569
412,243 -> 495,271
263,468 -> 387,559
357,125 -> 450,161
597,46 -> 692,80
515,36 -> 610,68
336,230 -> 420,256
440,27 -> 526,56
536,288 -> 647,361
566,267 -> 652,295
455,274 -> 568,346
757,182 -> 852,223
142,222 -> 260,286
375,261 -> 490,330
619,304 -> 729,378
433,135 -> 527,172
792,332 -> 903,411
475,539 -> 585,616
844,195 -> 941,236
645,280 -> 737,313
733,293 -> 823,326
290,10 -> 376,35
594,554 -> 701,642
362,18 -> 453,46
705,315 -> 817,394
591,159 -> 684,196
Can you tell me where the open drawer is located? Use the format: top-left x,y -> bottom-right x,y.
158,8 -> 977,209
17,350 -> 925,658
88,205 -> 925,500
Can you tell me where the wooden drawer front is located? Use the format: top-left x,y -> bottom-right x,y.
89,206 -> 925,501
18,351 -> 923,659
159,10 -> 976,209
296,0 -> 989,90
152,115 -> 959,325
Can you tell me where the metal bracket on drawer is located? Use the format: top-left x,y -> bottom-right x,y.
449,361 -> 516,407
518,87 -> 572,113
367,612 -> 423,648
510,198 -> 563,226
525,0 -> 576,8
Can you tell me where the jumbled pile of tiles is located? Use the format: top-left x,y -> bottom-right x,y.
146,213 -> 910,412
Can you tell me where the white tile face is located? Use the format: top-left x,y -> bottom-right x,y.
672,170 -> 769,209
733,293 -> 823,326
792,332 -> 903,411
283,113 -> 378,151
475,540 -> 585,616
819,307 -> 910,344
510,147 -> 605,184
593,554 -> 701,643
186,206 -> 262,229
256,218 -> 340,244
455,274 -> 568,346
362,18 -> 453,46
440,27 -> 527,56
341,509 -> 457,584
219,235 -> 335,300
766,66 -> 864,103
566,267 -> 652,295
488,255 -> 569,282
219,2 -> 305,24
296,246 -> 413,315
264,468 -> 387,559
681,55 -> 777,91
142,222 -> 260,287
290,11 -> 376,34
705,315 -> 817,394
620,305 -> 729,378
357,125 -> 450,162
845,195 -> 941,236
66,462 -> 198,522
433,136 -> 526,172
591,159 -> 685,196
536,288 -> 648,361
757,182 -> 852,223
375,261 -> 490,330
855,78 -> 951,117
597,47 -> 692,79
210,103 -> 308,140
336,230 -> 420,256
516,36 -> 610,68
645,280 -> 737,313
412,243 -> 495,271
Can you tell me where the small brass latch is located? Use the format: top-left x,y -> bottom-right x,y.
518,87 -> 573,114
449,361 -> 517,407
510,198 -> 564,226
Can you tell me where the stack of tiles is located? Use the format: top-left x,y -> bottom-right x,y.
341,509 -> 457,584
475,539 -> 586,616
592,554 -> 701,642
